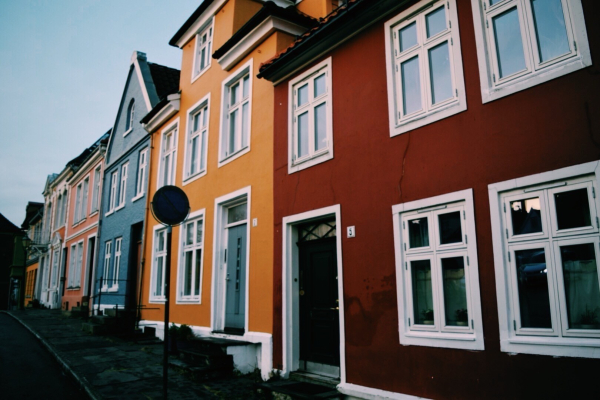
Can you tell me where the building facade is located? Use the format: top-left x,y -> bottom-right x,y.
21,201 -> 44,307
259,0 -> 600,398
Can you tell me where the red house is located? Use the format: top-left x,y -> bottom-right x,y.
259,0 -> 600,398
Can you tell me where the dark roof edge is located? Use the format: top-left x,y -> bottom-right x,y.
169,0 -> 216,47
140,90 -> 181,124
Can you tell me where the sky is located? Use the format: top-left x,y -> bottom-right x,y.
0,0 -> 201,227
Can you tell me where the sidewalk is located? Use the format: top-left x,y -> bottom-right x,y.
3,309 -> 264,399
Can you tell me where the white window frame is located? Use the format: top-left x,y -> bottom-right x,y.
183,94 -> 210,184
157,118 -> 179,188
471,0 -> 592,103
191,18 -> 214,83
150,225 -> 168,303
133,148 -> 148,201
288,57 -> 334,174
218,59 -> 253,167
102,241 -> 112,291
125,99 -> 135,135
81,177 -> 89,220
392,189 -> 484,350
177,209 -> 205,303
117,163 -> 128,209
489,161 -> 600,358
73,185 -> 82,225
91,165 -> 101,213
384,0 -> 466,137
107,171 -> 118,215
111,237 -> 122,291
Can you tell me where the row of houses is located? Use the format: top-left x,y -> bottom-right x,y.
18,0 -> 600,398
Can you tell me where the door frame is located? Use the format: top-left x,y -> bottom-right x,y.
282,204 -> 346,383
211,186 -> 251,333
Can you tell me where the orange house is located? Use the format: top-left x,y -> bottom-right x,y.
138,0 -> 318,378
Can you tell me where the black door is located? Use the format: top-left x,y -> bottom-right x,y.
299,237 -> 339,367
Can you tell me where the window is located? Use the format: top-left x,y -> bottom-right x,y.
178,214 -> 204,302
184,96 -> 209,182
489,161 -> 600,358
73,185 -> 82,224
135,148 -> 148,198
91,165 -> 101,213
159,121 -> 178,187
471,0 -> 592,103
219,60 -> 252,165
192,21 -> 213,81
102,241 -> 111,290
288,57 -> 333,173
126,99 -> 135,133
81,178 -> 89,219
108,171 -> 118,214
118,163 -> 128,208
68,241 -> 83,288
385,0 -> 466,136
112,238 -> 122,289
55,193 -> 63,228
151,227 -> 167,302
392,189 -> 484,350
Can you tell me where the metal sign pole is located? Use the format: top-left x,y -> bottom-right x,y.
163,225 -> 172,400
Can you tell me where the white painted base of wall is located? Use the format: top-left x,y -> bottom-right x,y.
139,319 -> 273,380
338,383 -> 429,400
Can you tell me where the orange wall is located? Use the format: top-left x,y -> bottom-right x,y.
297,0 -> 333,18
140,0 -> 294,334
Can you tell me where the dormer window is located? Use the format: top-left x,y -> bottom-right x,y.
125,99 -> 135,134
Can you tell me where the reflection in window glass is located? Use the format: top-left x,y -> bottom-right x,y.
442,256 -> 468,326
298,112 -> 309,158
531,0 -> 570,62
429,42 -> 453,105
298,84 -> 308,106
409,217 -> 429,248
194,249 -> 202,296
412,260 -> 434,324
515,248 -> 552,328
493,8 -> 526,78
511,197 -> 542,235
401,56 -> 422,115
555,188 -> 591,230
439,211 -> 462,244
426,6 -> 447,38
400,21 -> 418,52
314,103 -> 327,151
314,74 -> 326,97
228,204 -> 247,224
560,243 -> 600,329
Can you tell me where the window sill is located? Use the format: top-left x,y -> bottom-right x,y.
114,204 -> 125,212
123,128 -> 133,137
66,286 -> 81,291
218,146 -> 250,168
71,218 -> 87,228
131,193 -> 145,203
289,150 -> 333,174
89,210 -> 99,218
390,98 -> 467,137
105,210 -> 114,217
191,65 -> 210,84
107,286 -> 119,293
149,297 -> 166,304
401,330 -> 483,350
176,298 -> 202,305
501,336 -> 600,359
182,170 -> 207,186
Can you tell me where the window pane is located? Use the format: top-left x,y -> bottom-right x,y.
184,251 -> 192,296
314,103 -> 327,151
560,243 -> 600,329
399,22 -> 417,52
493,7 -> 526,78
186,223 -> 194,245
555,188 -> 591,230
163,154 -> 171,185
297,83 -> 308,106
157,232 -> 165,251
401,56 -> 422,115
193,112 -> 201,132
196,220 -> 203,243
202,108 -> 207,128
230,83 -> 238,106
195,249 -> 202,296
200,48 -> 206,70
531,0 -> 569,62
515,248 -> 552,328
314,73 -> 326,97
200,131 -> 206,170
412,260 -> 434,325
510,197 -> 542,235
442,256 -> 468,326
438,211 -> 462,244
428,41 -> 453,104
409,217 -> 429,248
426,6 -> 447,38
490,0 -> 503,4
190,136 -> 198,175
156,256 -> 164,295
241,102 -> 249,148
229,109 -> 238,154
298,112 -> 309,158
228,204 -> 247,224
242,75 -> 249,99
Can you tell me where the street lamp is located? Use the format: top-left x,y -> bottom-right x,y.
22,234 -> 32,251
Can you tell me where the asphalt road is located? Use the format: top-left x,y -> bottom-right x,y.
0,313 -> 88,399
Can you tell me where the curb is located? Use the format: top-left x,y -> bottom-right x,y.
1,311 -> 100,400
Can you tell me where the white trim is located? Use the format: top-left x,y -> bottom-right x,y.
211,186 -> 252,332
123,128 -> 133,137
183,93 -> 211,185
191,18 -> 214,82
338,383 -> 429,400
131,51 -> 153,111
218,59 -> 253,168
384,0 -> 467,137
176,208 -> 206,304
288,57 -> 334,174
156,117 -> 180,188
65,222 -> 98,242
84,232 -> 98,298
149,224 -> 169,304
470,0 -> 592,103
488,160 -> 600,358
281,204 -> 346,383
218,16 -> 308,71
142,94 -> 181,134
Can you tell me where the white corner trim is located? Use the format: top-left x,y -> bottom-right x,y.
218,16 -> 309,71
131,193 -> 145,203
123,128 -> 133,137
143,94 -> 181,134
338,383 -> 430,400
131,51 -> 153,111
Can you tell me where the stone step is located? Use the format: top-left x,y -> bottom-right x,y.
168,357 -> 233,382
257,380 -> 343,399
178,348 -> 234,369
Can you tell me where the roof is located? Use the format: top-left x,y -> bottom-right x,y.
212,1 -> 317,60
0,213 -> 22,234
169,0 -> 216,47
148,63 -> 181,101
21,202 -> 44,229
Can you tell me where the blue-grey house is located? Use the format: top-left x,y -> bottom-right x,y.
94,51 -> 179,315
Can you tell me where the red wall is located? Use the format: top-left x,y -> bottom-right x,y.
272,0 -> 600,398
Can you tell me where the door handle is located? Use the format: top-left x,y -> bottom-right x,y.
226,273 -> 230,281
